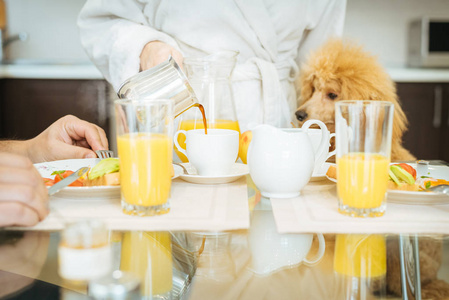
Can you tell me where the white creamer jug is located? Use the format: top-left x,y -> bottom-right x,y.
248,120 -> 328,198
248,209 -> 325,275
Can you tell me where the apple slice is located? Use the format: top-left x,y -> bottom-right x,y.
238,130 -> 252,164
389,168 -> 401,185
390,165 -> 415,185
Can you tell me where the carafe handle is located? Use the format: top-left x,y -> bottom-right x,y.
302,120 -> 329,168
173,130 -> 188,158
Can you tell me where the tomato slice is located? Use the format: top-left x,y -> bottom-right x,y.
53,171 -> 74,183
393,163 -> 417,180
43,178 -> 55,186
52,170 -> 84,187
69,179 -> 84,187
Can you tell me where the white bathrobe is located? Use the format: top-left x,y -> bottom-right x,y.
78,0 -> 346,132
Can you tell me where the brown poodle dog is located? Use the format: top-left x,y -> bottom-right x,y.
295,39 -> 415,162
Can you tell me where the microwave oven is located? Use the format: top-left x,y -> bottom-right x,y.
408,17 -> 449,68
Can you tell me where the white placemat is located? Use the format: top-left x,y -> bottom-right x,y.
21,178 -> 249,231
271,181 -> 449,234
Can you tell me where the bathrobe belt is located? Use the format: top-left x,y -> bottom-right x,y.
232,57 -> 298,127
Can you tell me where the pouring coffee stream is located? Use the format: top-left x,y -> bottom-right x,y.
195,103 -> 208,135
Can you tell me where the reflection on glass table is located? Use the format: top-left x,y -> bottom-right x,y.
0,229 -> 448,299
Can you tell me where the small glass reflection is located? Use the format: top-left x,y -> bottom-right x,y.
190,232 -> 236,282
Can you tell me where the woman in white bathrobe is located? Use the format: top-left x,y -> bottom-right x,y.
78,0 -> 346,132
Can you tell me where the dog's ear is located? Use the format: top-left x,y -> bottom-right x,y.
298,72 -> 315,104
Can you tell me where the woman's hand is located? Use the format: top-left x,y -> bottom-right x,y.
140,41 -> 184,70
0,153 -> 49,227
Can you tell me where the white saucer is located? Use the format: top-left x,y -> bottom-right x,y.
310,162 -> 333,181
178,163 -> 249,184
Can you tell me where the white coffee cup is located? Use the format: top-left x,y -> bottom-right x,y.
306,128 -> 336,175
174,129 -> 239,176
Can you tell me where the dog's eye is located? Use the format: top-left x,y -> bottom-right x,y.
327,92 -> 338,100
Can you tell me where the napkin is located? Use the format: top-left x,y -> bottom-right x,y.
270,181 -> 449,234
21,178 -> 249,231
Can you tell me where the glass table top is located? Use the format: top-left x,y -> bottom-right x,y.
1,161 -> 449,299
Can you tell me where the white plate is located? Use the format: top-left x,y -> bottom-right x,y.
35,159 -> 183,199
387,164 -> 449,205
178,163 -> 249,184
324,162 -> 449,205
311,162 -> 333,181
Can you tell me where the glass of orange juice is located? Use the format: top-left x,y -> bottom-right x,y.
335,101 -> 394,217
115,99 -> 173,216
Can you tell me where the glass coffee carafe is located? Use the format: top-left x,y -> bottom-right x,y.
175,51 -> 240,162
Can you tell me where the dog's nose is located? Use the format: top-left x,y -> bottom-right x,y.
295,110 -> 308,121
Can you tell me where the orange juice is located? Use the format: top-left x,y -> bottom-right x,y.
120,232 -> 173,296
334,234 -> 386,278
175,119 -> 240,162
117,133 -> 172,209
337,153 -> 389,209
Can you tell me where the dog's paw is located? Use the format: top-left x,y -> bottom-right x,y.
422,279 -> 449,300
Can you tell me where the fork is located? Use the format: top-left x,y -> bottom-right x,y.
95,150 -> 114,160
173,162 -> 190,175
426,184 -> 449,196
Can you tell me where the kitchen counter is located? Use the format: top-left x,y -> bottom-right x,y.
0,63 -> 103,80
387,67 -> 449,82
0,63 -> 449,82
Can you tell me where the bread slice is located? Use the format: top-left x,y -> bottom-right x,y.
326,165 -> 337,180
83,172 -> 120,186
387,180 -> 419,191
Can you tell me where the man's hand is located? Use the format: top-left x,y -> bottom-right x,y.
27,115 -> 108,163
140,41 -> 184,71
0,153 -> 49,227
0,231 -> 50,296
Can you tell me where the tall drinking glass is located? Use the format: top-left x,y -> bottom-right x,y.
335,101 -> 394,217
115,99 -> 174,216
